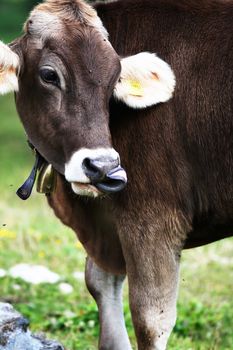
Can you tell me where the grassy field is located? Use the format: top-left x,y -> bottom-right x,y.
0,3 -> 233,350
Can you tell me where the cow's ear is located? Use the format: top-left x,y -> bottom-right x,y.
114,52 -> 176,109
0,40 -> 19,95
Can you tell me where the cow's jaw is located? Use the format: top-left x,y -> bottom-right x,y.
71,183 -> 102,198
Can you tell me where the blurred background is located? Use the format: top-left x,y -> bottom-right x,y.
0,1 -> 232,349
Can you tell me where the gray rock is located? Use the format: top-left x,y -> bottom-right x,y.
0,303 -> 65,350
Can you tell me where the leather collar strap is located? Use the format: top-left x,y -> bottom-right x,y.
16,144 -> 44,200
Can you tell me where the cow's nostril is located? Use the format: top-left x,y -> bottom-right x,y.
82,157 -> 120,183
83,158 -> 104,182
82,156 -> 127,194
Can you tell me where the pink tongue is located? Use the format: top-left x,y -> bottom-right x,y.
106,166 -> 127,182
95,166 -> 127,194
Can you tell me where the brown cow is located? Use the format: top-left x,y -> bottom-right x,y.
0,0 -> 233,349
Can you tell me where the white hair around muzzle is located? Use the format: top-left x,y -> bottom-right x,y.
65,147 -> 120,184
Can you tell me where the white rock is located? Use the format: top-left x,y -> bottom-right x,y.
87,320 -> 95,328
59,283 -> 74,294
9,264 -> 60,284
0,302 -> 65,350
210,254 -> 233,266
72,271 -> 84,281
0,268 -> 6,278
63,310 -> 76,318
12,284 -> 21,290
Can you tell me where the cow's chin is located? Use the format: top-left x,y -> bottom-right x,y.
71,182 -> 102,198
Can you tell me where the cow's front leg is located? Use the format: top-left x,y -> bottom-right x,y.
128,247 -> 180,350
122,223 -> 183,350
85,257 -> 132,350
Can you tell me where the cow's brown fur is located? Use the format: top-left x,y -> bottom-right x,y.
45,0 -> 233,270
96,0 -> 233,245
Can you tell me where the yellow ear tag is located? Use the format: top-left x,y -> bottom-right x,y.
126,79 -> 144,97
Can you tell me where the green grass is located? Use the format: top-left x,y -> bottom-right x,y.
0,94 -> 233,349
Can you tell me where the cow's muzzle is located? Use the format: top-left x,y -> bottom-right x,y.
65,148 -> 127,197
83,157 -> 127,194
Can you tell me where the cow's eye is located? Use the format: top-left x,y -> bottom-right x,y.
39,67 -> 60,87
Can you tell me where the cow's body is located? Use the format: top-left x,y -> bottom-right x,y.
48,1 -> 233,348
48,0 -> 233,264
99,0 -> 233,245
1,0 -> 232,349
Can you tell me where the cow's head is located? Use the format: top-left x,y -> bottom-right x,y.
0,0 -> 175,197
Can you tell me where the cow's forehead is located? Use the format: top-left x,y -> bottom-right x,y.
24,0 -> 108,41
